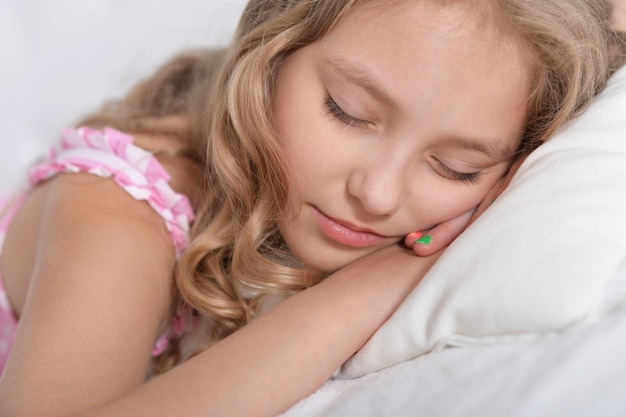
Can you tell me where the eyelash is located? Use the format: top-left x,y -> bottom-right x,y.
324,96 -> 480,184
324,96 -> 372,128
433,158 -> 481,184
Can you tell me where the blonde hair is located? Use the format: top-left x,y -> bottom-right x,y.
497,0 -> 626,148
79,0 -> 626,372
171,0 -> 364,369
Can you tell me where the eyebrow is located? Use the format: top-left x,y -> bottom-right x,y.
326,56 -> 398,110
327,56 -> 518,161
447,136 -> 517,160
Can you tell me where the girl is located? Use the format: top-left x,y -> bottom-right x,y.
1,0 -> 624,416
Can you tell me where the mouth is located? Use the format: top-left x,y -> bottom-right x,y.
313,207 -> 390,248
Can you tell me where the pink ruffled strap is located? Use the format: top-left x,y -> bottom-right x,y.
28,127 -> 195,257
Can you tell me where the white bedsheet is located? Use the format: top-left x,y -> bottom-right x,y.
283,295 -> 626,416
283,260 -> 626,417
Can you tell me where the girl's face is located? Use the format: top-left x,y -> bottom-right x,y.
272,1 -> 531,272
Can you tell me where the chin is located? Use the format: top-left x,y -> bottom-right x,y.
279,220 -> 381,274
290,245 -> 368,275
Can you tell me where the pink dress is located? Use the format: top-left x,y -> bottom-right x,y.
0,127 -> 195,374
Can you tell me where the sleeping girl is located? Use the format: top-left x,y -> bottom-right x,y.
0,1 -> 624,416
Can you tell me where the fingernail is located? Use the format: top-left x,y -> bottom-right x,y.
415,235 -> 432,245
407,231 -> 423,241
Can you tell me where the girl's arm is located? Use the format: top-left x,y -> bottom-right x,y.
0,146 -> 439,416
83,245 -> 440,417
0,172 -> 177,417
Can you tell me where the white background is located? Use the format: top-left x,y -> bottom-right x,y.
0,0 -> 247,194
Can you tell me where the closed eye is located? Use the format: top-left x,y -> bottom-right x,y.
432,157 -> 481,184
324,96 -> 372,128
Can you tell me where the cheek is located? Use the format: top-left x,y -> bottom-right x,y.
411,173 -> 505,228
278,121 -> 353,192
281,139 -> 332,192
274,109 -> 332,183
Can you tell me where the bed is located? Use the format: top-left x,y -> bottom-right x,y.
2,1 -> 626,416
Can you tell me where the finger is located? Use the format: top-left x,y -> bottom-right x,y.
407,209 -> 474,257
404,231 -> 426,249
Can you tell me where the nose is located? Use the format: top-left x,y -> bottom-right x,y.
347,155 -> 405,217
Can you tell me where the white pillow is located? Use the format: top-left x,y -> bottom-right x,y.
338,65 -> 626,379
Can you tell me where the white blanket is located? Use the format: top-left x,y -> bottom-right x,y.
283,279 -> 626,417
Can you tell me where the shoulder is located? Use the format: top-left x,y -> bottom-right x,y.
2,171 -> 177,318
27,126 -> 201,254
0,172 -> 179,412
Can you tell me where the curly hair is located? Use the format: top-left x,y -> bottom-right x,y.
78,0 -> 626,373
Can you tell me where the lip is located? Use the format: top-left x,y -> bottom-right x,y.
313,208 -> 389,248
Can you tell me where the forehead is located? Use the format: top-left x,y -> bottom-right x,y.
311,0 -> 531,150
328,0 -> 516,57
349,0 -> 503,29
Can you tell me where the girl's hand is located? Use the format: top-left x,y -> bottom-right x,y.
403,210 -> 474,256
404,152 -> 529,256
